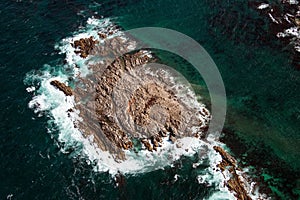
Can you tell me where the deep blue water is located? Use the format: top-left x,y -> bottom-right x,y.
0,0 -> 299,199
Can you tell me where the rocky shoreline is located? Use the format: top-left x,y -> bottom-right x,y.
214,146 -> 253,200
63,23 -> 212,160
72,36 -> 98,58
47,19 -> 266,199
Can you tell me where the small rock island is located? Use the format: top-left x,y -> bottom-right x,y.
49,22 -> 257,199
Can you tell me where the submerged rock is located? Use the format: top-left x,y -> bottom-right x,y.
252,0 -> 300,69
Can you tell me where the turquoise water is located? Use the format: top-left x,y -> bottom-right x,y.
0,0 -> 299,199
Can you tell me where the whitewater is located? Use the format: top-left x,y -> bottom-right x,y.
24,16 -> 267,200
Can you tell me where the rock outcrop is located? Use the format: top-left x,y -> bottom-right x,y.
92,50 -> 211,153
128,82 -> 181,132
50,80 -> 73,96
71,22 -> 210,159
94,51 -> 153,151
64,19 -> 261,199
73,36 -> 98,58
141,139 -> 153,151
214,146 -> 252,200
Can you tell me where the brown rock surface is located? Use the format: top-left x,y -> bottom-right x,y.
98,33 -> 107,39
73,36 -> 99,58
141,139 -> 153,151
128,82 -> 181,132
49,20 -> 264,199
94,51 -> 153,152
50,80 -> 73,96
214,146 -> 252,200
71,26 -> 211,160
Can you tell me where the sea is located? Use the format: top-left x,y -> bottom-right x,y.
0,0 -> 299,199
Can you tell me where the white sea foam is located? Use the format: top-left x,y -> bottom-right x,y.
257,3 -> 269,10
284,0 -> 299,4
24,16 -> 266,199
26,86 -> 35,93
55,17 -> 122,78
263,2 -> 300,53
268,13 -> 279,24
195,138 -> 236,200
277,27 -> 300,52
24,17 -> 213,175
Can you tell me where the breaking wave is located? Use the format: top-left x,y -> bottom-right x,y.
24,16 -> 266,199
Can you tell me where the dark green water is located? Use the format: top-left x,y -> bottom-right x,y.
0,0 -> 299,199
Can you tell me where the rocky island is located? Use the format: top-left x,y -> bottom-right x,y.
48,20 -> 263,199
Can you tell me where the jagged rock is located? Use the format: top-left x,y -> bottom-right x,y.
213,146 -> 252,200
73,25 -> 211,159
159,130 -> 167,137
141,139 -> 153,151
155,135 -> 163,144
151,135 -> 163,148
151,136 -> 159,148
200,125 -> 209,134
64,21 -> 253,200
73,36 -> 98,58
94,51 -> 154,151
98,32 -> 107,39
122,140 -> 133,149
128,82 -> 182,136
169,135 -> 176,143
214,146 -> 236,166
50,80 -> 73,96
